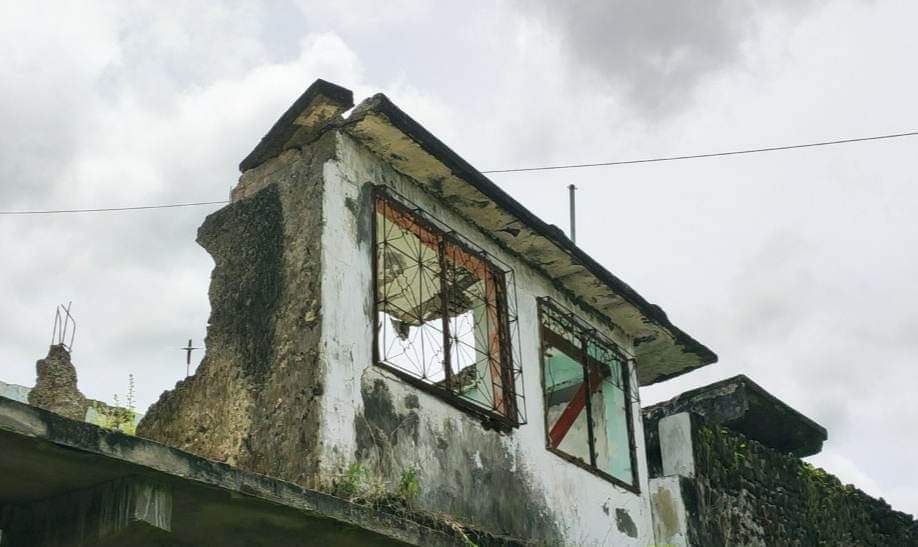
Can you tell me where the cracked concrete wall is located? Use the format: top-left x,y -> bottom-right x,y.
317,131 -> 655,545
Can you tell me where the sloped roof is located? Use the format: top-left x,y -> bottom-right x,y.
240,79 -> 717,385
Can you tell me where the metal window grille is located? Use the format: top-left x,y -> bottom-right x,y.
538,297 -> 639,490
373,187 -> 525,426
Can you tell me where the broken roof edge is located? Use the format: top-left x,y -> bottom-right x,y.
344,92 -> 717,380
239,78 -> 354,172
237,79 -> 717,384
660,374 -> 828,437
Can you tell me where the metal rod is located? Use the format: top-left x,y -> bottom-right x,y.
568,184 -> 577,243
181,339 -> 199,377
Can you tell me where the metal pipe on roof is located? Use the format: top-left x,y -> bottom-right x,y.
568,184 -> 577,244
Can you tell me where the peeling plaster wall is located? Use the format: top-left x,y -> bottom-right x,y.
317,131 -> 654,545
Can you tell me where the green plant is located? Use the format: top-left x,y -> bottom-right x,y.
397,466 -> 420,504
337,462 -> 366,499
92,374 -> 137,435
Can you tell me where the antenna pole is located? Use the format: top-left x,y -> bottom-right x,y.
568,184 -> 577,244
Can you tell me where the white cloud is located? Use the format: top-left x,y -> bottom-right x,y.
807,451 -> 883,499
0,13 -> 367,414
2,0 -> 916,520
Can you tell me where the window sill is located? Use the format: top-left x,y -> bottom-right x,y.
375,362 -> 520,433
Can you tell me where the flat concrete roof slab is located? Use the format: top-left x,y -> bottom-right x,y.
643,375 -> 828,457
0,396 -> 471,546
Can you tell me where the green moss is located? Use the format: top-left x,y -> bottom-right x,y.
691,425 -> 918,545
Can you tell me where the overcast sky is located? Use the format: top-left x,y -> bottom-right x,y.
2,0 -> 916,515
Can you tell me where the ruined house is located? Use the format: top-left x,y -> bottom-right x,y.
2,79 -> 916,546
129,79 -> 717,544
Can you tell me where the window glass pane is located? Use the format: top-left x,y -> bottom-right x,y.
375,201 -> 446,382
539,299 -> 636,487
587,343 -> 633,483
543,343 -> 591,465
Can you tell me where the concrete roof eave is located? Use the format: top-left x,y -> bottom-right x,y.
239,81 -> 718,385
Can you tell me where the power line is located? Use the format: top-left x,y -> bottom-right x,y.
0,200 -> 229,216
2,129 -> 916,215
479,130 -> 918,174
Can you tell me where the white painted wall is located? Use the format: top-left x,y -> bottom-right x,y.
318,131 -> 654,545
660,412 -> 696,479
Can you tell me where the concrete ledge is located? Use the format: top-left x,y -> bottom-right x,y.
239,79 -> 354,172
0,396 -> 463,546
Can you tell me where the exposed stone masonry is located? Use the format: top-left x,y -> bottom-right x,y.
137,133 -> 336,487
28,344 -> 88,421
689,424 -> 918,546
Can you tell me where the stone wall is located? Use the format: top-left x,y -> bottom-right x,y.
138,133 -> 337,488
687,423 -> 918,546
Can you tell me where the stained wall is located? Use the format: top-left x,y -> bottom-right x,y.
139,126 -> 660,545
318,131 -> 654,545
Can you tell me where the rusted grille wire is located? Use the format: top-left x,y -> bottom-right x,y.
538,297 -> 637,402
373,186 -> 525,426
539,296 -> 640,490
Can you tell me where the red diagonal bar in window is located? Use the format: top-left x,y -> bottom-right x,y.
548,364 -> 603,448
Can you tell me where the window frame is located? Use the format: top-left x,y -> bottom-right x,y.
537,297 -> 640,492
371,185 -> 525,430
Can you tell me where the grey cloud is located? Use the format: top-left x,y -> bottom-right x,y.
0,3 -> 363,411
516,1 -> 817,116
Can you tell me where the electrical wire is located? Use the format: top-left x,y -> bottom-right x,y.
2,129 -> 916,215
0,200 -> 229,216
479,130 -> 918,173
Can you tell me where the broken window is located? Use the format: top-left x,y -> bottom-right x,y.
539,298 -> 638,489
374,188 -> 524,426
